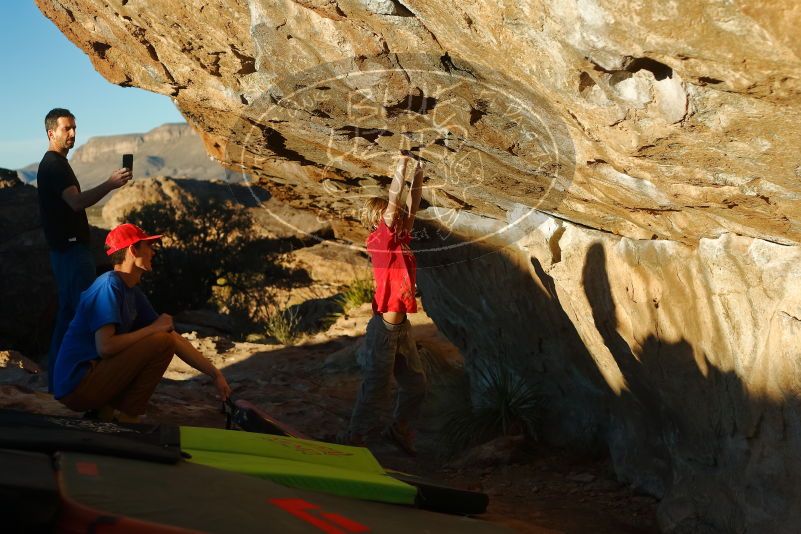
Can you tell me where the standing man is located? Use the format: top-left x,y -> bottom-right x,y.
37,108 -> 131,392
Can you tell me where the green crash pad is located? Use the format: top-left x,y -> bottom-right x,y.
58,452 -> 508,533
181,426 -> 417,505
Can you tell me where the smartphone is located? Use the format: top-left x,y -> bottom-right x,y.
122,153 -> 133,174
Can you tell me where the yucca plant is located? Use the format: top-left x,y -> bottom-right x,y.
439,356 -> 542,458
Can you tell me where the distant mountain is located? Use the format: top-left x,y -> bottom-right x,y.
16,164 -> 37,184
17,123 -> 232,192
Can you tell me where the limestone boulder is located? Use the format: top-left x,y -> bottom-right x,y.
101,176 -> 195,227
33,0 -> 801,245
415,209 -> 801,532
31,1 -> 801,531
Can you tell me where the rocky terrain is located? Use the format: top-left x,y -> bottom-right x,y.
0,166 -> 660,531
23,1 -> 801,532
0,302 -> 659,533
0,168 -> 352,356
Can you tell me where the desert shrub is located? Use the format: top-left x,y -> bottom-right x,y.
264,305 -> 302,345
211,270 -> 276,324
123,198 -> 260,315
337,277 -> 374,312
439,357 -> 542,458
322,276 -> 375,330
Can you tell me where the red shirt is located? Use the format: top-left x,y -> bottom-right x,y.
367,221 -> 417,314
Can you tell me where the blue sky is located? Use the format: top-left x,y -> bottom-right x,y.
0,2 -> 185,169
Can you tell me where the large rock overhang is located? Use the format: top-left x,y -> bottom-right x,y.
35,0 -> 801,245
34,2 -> 801,532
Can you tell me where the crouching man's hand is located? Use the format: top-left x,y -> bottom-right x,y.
151,313 -> 174,333
212,369 -> 232,401
170,332 -> 232,401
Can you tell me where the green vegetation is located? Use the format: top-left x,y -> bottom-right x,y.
123,198 -> 306,339
439,357 -> 541,458
322,276 -> 375,330
336,276 -> 375,313
264,305 -> 302,345
123,200 -> 379,345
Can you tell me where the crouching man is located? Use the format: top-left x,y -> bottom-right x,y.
53,223 -> 231,422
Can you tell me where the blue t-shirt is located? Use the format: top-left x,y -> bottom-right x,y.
53,271 -> 159,399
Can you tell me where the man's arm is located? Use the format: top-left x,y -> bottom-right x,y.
94,313 -> 174,358
403,160 -> 424,232
94,316 -> 230,399
383,156 -> 409,228
62,168 -> 131,212
171,332 -> 232,400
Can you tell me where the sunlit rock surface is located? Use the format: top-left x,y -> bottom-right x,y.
34,1 -> 801,531
415,209 -> 801,532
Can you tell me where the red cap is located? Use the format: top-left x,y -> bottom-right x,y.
105,223 -> 162,256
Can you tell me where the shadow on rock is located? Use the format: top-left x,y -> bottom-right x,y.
582,242 -> 786,533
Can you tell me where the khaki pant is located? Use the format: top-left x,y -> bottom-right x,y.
348,316 -> 427,437
61,332 -> 175,416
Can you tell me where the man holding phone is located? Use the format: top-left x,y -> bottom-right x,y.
37,108 -> 132,393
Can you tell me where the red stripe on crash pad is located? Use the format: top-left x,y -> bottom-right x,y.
76,462 -> 98,476
321,512 -> 371,533
269,498 -> 370,533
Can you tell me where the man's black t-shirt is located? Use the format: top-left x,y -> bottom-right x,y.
37,151 -> 90,251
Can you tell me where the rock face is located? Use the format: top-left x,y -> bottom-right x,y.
33,0 -> 801,244
415,210 -> 801,532
32,1 -> 801,531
